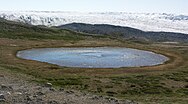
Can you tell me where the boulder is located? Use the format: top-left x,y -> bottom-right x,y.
45,82 -> 53,87
0,94 -> 6,102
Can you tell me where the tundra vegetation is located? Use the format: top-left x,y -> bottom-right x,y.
0,19 -> 188,104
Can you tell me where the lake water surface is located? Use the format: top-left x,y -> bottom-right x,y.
17,47 -> 168,68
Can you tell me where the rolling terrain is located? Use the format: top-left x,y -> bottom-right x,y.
0,18 -> 188,104
58,23 -> 188,43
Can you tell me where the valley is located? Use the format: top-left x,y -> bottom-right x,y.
0,18 -> 188,104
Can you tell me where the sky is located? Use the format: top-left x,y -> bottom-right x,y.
0,0 -> 187,14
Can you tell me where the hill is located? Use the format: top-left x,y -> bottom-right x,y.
58,23 -> 188,43
0,18 -> 98,41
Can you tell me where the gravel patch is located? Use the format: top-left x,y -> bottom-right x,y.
0,67 -> 137,104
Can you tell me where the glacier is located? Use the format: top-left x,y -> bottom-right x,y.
0,11 -> 188,34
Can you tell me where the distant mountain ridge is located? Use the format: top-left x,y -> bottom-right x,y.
0,11 -> 188,34
58,23 -> 188,43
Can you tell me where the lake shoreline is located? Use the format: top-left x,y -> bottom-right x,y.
17,47 -> 169,68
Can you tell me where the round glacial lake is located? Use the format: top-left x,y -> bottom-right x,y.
17,47 -> 169,68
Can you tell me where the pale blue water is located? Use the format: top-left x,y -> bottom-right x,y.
16,47 -> 168,68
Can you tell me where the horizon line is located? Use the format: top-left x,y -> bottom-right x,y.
0,10 -> 187,15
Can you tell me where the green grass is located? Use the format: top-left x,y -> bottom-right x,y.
0,19 -> 188,104
0,19 -> 107,41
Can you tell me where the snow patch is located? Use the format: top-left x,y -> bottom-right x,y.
0,11 -> 188,34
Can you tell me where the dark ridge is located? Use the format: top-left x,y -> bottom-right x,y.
0,18 -> 94,41
57,23 -> 188,43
